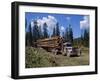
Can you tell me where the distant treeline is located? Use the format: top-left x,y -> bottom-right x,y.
25,19 -> 89,47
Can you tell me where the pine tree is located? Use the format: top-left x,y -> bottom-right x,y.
25,23 -> 32,46
29,23 -> 33,46
25,18 -> 28,46
81,34 -> 84,46
51,27 -> 56,37
69,24 -> 73,43
33,20 -> 40,42
65,27 -> 69,42
25,32 -> 28,46
83,29 -> 89,47
38,25 -> 43,39
43,23 -> 49,38
64,24 -> 73,43
25,18 -> 27,29
55,23 -> 60,36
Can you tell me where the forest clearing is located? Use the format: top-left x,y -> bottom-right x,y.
25,47 -> 89,68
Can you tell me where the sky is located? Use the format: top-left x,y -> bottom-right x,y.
25,12 -> 89,38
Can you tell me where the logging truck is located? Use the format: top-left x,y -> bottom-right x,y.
36,36 -> 81,56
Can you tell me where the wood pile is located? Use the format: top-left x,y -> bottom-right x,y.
36,36 -> 63,51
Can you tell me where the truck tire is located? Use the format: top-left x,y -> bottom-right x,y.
77,50 -> 81,56
63,47 -> 67,56
67,52 -> 70,57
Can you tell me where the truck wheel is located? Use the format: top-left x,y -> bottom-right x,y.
67,53 -> 70,57
51,49 -> 57,55
63,47 -> 67,56
77,50 -> 81,56
63,53 -> 67,56
54,49 -> 58,55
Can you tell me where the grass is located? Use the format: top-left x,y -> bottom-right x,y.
25,47 -> 89,68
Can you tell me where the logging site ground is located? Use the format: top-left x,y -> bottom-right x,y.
25,47 -> 89,68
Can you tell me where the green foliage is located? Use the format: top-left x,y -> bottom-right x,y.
55,23 -> 60,36
73,37 -> 81,47
81,29 -> 89,47
51,22 -> 60,37
25,47 -> 57,68
43,23 -> 49,38
51,27 -> 56,37
25,18 -> 27,29
83,29 -> 89,47
33,20 -> 40,42
38,25 -> 44,39
29,23 -> 33,45
26,23 -> 33,46
64,24 -> 73,43
25,32 -> 29,46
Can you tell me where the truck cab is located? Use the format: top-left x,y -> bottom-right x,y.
63,42 -> 73,56
63,42 -> 81,56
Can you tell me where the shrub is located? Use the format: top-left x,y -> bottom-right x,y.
25,47 -> 57,68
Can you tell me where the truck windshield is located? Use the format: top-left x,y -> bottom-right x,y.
66,44 -> 72,47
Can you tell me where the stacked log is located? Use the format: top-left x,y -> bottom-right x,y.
36,36 -> 63,51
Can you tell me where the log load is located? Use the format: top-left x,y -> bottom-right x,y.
36,36 -> 63,51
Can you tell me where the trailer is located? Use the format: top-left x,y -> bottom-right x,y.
36,36 -> 81,56
36,36 -> 63,53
